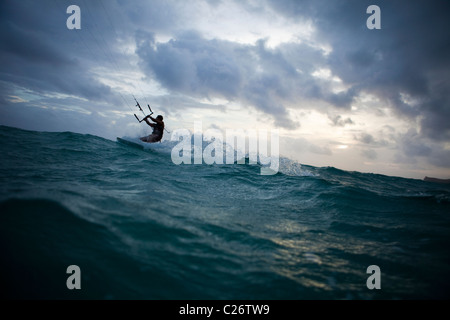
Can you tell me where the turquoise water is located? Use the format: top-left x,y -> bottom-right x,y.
0,125 -> 449,299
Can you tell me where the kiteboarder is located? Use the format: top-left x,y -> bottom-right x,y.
140,115 -> 165,143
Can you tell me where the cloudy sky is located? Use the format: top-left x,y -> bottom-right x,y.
1,0 -> 449,179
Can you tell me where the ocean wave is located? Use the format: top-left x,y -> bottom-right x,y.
2,125 -> 450,299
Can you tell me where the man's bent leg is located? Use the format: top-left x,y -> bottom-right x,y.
141,134 -> 159,143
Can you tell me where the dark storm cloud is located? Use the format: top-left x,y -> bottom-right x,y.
329,115 -> 354,127
399,129 -> 432,158
392,128 -> 450,169
2,0 -> 449,130
134,0 -> 450,139
357,133 -> 378,145
266,0 -> 450,141
136,31 -> 242,99
354,132 -> 390,149
0,20 -> 70,67
136,30 -> 351,129
429,149 -> 450,168
136,31 -> 305,129
0,0 -> 137,107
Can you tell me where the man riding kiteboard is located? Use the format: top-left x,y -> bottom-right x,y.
140,115 -> 165,143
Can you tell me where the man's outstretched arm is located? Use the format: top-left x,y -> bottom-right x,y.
143,116 -> 155,127
149,115 -> 163,125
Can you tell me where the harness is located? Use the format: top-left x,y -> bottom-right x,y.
153,123 -> 164,137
